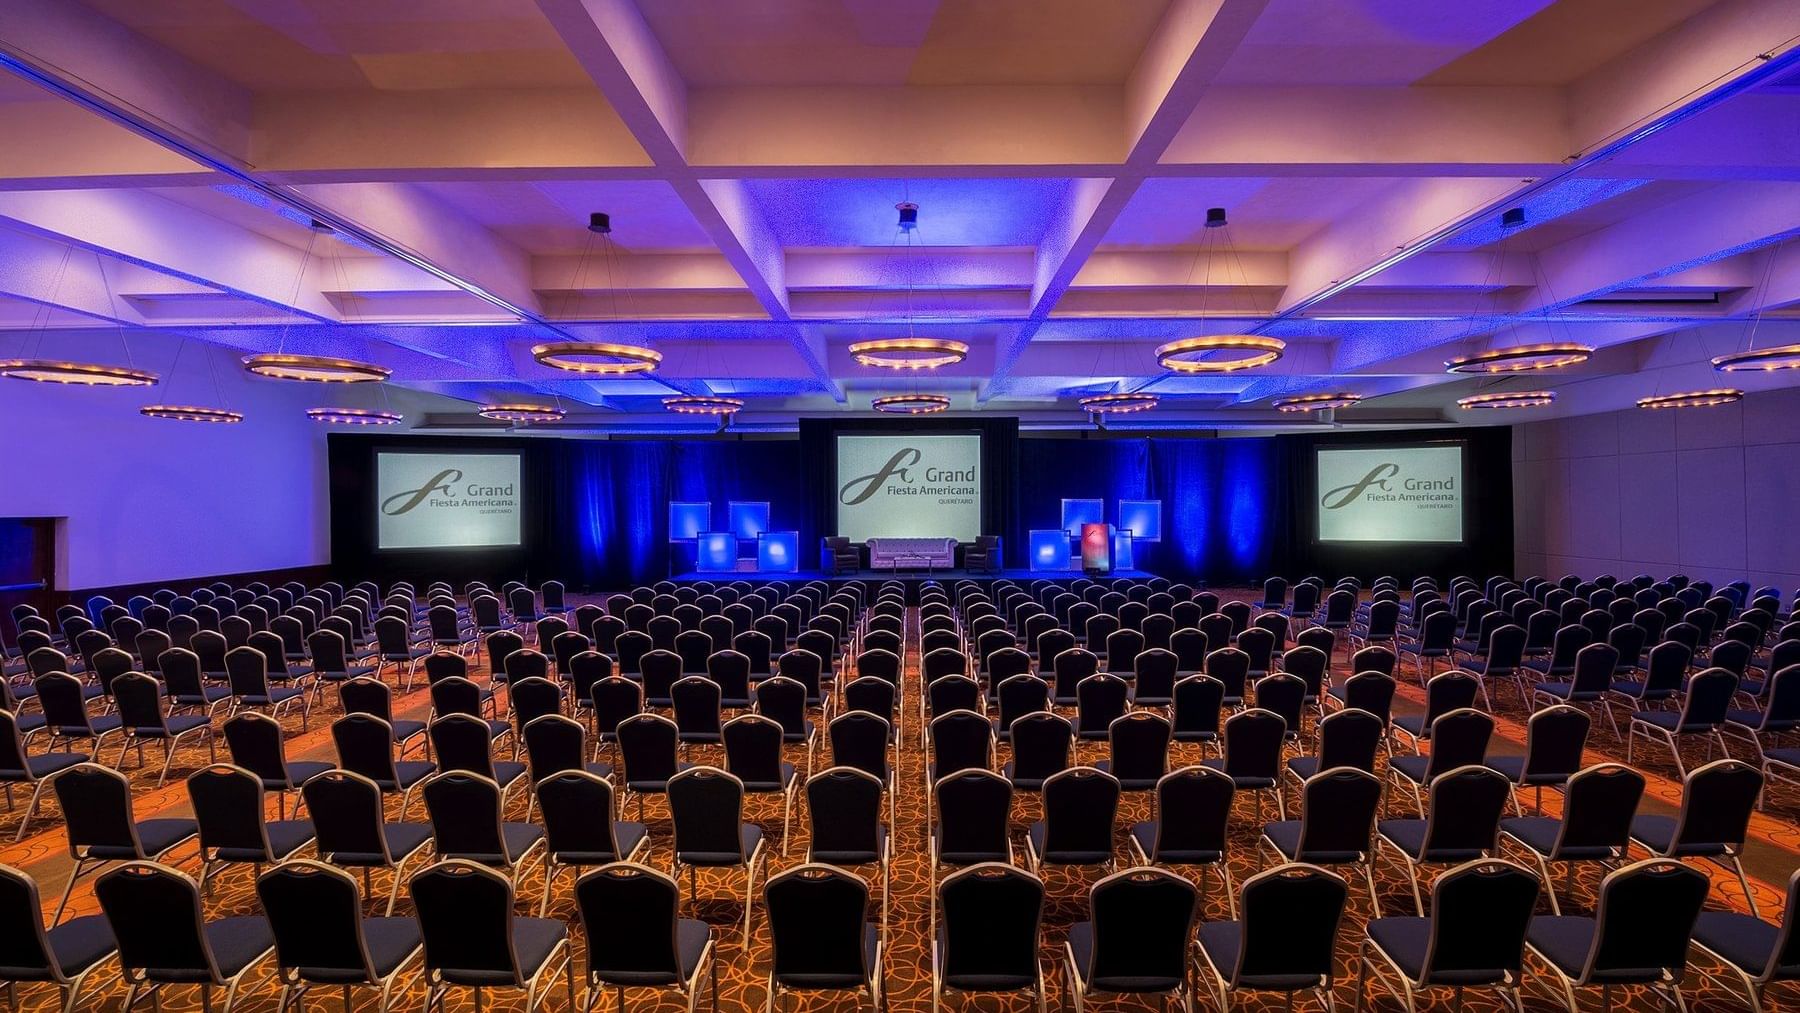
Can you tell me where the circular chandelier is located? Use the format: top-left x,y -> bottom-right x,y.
1445,343 -> 1592,374
1637,389 -> 1742,410
305,407 -> 403,425
849,338 -> 968,370
139,404 -> 243,423
1457,391 -> 1556,410
1079,392 -> 1160,414
662,395 -> 744,416
531,341 -> 661,375
1155,335 -> 1285,373
1712,344 -> 1800,372
243,353 -> 389,383
478,403 -> 565,424
1272,392 -> 1362,413
0,359 -> 158,386
872,393 -> 950,415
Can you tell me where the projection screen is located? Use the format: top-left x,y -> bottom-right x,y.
835,433 -> 982,541
376,451 -> 522,549
1316,444 -> 1464,543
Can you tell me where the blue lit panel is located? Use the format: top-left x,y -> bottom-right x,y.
695,533 -> 738,572
1062,498 -> 1104,537
1030,530 -> 1070,572
1112,527 -> 1135,570
668,502 -> 710,541
727,501 -> 770,541
1116,500 -> 1162,542
757,531 -> 799,573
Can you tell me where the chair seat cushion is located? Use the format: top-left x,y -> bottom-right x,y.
1196,921 -> 1325,991
1261,820 -> 1363,863
1068,921 -> 1185,994
390,719 -> 426,741
1628,814 -> 1726,856
811,825 -> 886,866
90,817 -> 198,859
678,824 -> 761,866
593,918 -> 709,987
298,917 -> 422,982
1128,821 -> 1220,865
1377,819 -> 1486,862
441,918 -> 565,986
268,760 -> 332,791
1027,822 -> 1111,865
1692,911 -> 1785,978
1388,755 -> 1431,784
1197,758 -> 1274,789
217,820 -> 315,861
1525,916 -> 1603,978
931,827 -> 1007,867
164,916 -> 274,982
387,761 -> 436,790
1092,760 -> 1160,792
173,686 -> 232,705
20,751 -> 87,779
1365,916 -> 1514,985
23,915 -> 117,979
491,761 -> 527,787
1391,714 -> 1427,738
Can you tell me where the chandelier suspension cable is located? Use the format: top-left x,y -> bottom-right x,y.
1712,234 -> 1800,371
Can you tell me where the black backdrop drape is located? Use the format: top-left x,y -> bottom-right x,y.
330,424 -> 1511,590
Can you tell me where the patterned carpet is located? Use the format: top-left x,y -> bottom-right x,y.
2,595 -> 1796,1013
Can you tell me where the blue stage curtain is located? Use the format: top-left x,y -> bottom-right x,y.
553,440 -> 813,589
1015,437 -> 1280,584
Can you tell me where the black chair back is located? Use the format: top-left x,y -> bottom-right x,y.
1082,868 -> 1198,993
411,860 -> 532,984
806,767 -> 885,863
668,767 -> 748,860
1221,709 -> 1284,781
765,865 -> 872,989
574,863 -> 689,984
933,770 -> 1011,863
1416,860 -> 1539,984
1039,768 -> 1119,860
1229,864 -> 1348,988
1421,766 -> 1512,856
938,864 -> 1043,989
258,860 -> 388,982
1585,860 -> 1710,980
828,712 -> 891,782
94,863 -> 233,984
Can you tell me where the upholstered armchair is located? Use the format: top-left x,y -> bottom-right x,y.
963,535 -> 1002,573
822,536 -> 861,575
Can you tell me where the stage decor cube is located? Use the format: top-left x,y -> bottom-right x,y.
695,532 -> 738,572
1112,527 -> 1135,570
1030,529 -> 1070,572
727,501 -> 770,541
1116,500 -> 1162,542
668,501 -> 711,541
1061,498 -> 1104,538
757,531 -> 800,573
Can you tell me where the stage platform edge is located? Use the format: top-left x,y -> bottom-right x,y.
671,567 -> 1159,582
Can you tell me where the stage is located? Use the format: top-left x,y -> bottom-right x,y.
671,566 -> 1161,583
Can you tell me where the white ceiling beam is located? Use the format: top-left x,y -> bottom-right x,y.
0,227 -> 143,326
535,0 -> 839,398
0,189 -> 339,320
0,100 -> 215,191
984,0 -> 1272,398
1265,0 -> 1800,326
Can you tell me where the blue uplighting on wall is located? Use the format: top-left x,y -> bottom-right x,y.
1223,441 -> 1268,571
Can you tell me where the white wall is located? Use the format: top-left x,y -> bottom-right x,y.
0,342 -> 449,590
1513,385 -> 1800,591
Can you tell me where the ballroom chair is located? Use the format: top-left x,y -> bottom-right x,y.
1359,859 -> 1541,1013
763,864 -> 884,1013
1628,758 -> 1765,918
49,763 -> 197,924
668,767 -> 766,947
534,770 -> 649,916
410,860 -> 573,1013
94,862 -> 275,1013
1065,867 -> 1198,1013
1522,859 -> 1708,1013
573,863 -> 715,1013
257,860 -> 423,1013
1195,864 -> 1349,1013
933,864 -> 1046,1013
422,771 -> 546,891
1376,765 -> 1512,916
186,763 -> 315,893
300,770 -> 432,916
1689,866 -> 1800,1013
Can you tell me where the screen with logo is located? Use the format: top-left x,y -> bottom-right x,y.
1316,444 -> 1464,543
376,452 -> 523,550
835,433 -> 982,542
